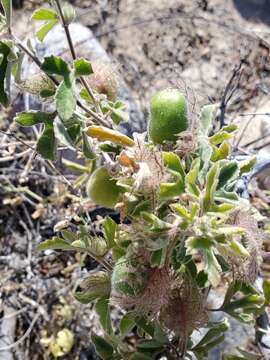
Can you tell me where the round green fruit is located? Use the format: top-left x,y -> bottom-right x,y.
87,167 -> 122,208
148,88 -> 188,144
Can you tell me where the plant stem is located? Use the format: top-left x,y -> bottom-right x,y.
11,34 -> 108,126
53,0 -> 105,121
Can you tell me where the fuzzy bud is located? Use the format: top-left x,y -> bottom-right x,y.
74,271 -> 111,304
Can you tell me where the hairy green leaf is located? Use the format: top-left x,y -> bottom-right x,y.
95,297 -> 112,334
1,0 -> 11,27
41,55 -> 70,77
36,20 -> 58,42
37,237 -> 75,251
53,116 -> 76,150
15,111 -> 55,126
103,216 -> 117,248
217,162 -> 238,189
91,334 -> 114,360
37,121 -> 57,160
119,312 -> 136,336
74,57 -> 93,77
0,41 -> 10,106
203,163 -> 219,211
55,75 -> 76,122
31,8 -> 57,20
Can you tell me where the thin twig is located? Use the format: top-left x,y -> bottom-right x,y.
219,62 -> 242,128
53,0 -> 106,122
0,312 -> 40,352
11,34 -> 107,126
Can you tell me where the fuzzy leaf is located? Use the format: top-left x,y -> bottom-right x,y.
95,297 -> 112,334
171,204 -> 191,220
187,236 -> 213,252
263,279 -> 270,305
74,272 -> 111,304
192,319 -> 229,351
56,75 -> 76,122
103,216 -> 117,248
15,111 -> 55,126
137,340 -> 164,350
37,121 -> 56,160
134,317 -> 155,337
229,239 -> 249,257
209,131 -> 233,145
130,353 -> 152,360
211,141 -> 229,162
41,55 -> 70,77
217,162 -> 238,189
111,106 -> 129,124
162,151 -> 185,178
74,57 -> 93,77
150,248 -> 166,268
119,312 -> 136,336
36,20 -> 58,42
203,163 -> 219,211
159,169 -> 185,199
223,294 -> 265,312
205,249 -> 221,287
239,156 -> 256,176
199,137 -> 212,179
31,8 -> 57,20
200,104 -> 217,135
1,0 -> 11,27
186,158 -> 200,184
37,237 -> 75,251
82,132 -> 95,159
53,116 -> 76,150
91,334 -> 114,360
61,230 -> 77,243
0,41 -> 10,106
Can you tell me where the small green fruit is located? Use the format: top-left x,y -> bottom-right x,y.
87,167 -> 122,208
148,88 -> 188,144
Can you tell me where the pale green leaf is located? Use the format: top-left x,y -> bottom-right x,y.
31,8 -> 57,20
37,121 -> 57,160
1,0 -> 11,27
119,312 -> 136,336
15,111 -> 55,126
36,20 -> 58,42
74,57 -> 93,77
41,55 -> 70,77
91,333 -> 114,360
203,163 -> 219,211
95,297 -> 112,334
37,237 -> 75,251
55,75 -> 76,122
200,104 -> 217,135
53,116 -> 76,150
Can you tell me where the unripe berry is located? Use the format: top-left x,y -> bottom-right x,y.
87,166 -> 122,209
148,88 -> 188,144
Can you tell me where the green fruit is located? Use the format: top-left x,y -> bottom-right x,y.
148,88 -> 188,144
87,166 -> 122,208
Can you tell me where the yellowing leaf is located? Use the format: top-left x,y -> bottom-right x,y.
85,126 -> 135,147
